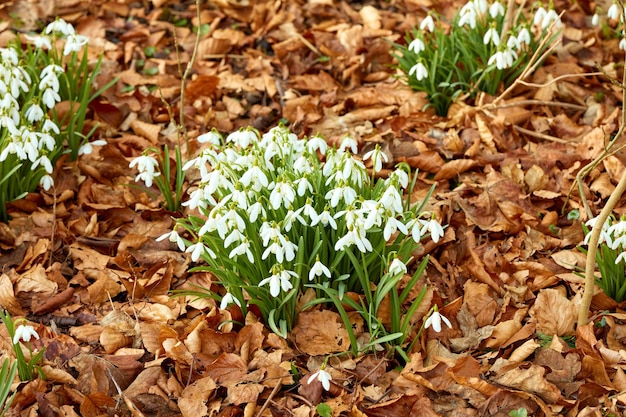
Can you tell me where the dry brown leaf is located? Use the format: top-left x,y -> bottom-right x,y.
529,288 -> 577,336
476,113 -> 497,153
492,364 -> 562,403
291,310 -> 352,356
433,159 -> 476,180
178,377 -> 217,417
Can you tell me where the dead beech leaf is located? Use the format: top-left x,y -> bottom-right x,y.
508,339 -> 540,363
398,151 -> 445,173
529,288 -> 577,336
463,281 -> 498,328
590,173 -> 615,198
550,250 -> 585,270
225,382 -> 264,406
433,159 -> 476,180
492,364 -> 561,403
0,273 -> 24,316
130,119 -> 161,144
524,165 -> 548,193
292,310 -> 352,356
178,377 -> 217,417
476,113 -> 497,153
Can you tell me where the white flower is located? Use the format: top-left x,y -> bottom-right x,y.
383,215 -> 408,241
42,88 -> 61,109
226,128 -> 258,148
516,27 -> 531,46
78,139 -> 106,156
45,18 -> 75,36
591,13 -> 600,26
408,62 -> 428,81
363,146 -> 388,173
420,15 -> 435,32
156,230 -> 186,251
25,34 -> 52,49
621,37 -> 626,52
42,119 -> 60,134
489,2 -> 505,18
40,175 -> 54,191
339,136 -> 358,154
220,292 -> 241,309
408,38 -> 425,54
541,9 -> 561,29
197,130 -> 222,145
262,237 -> 297,263
420,217 -> 444,243
248,201 -> 267,223
240,164 -> 269,192
389,258 -> 407,276
309,260 -> 331,281
380,186 -> 403,214
269,181 -> 296,210
294,177 -> 313,197
474,0 -> 487,14
458,8 -> 477,28
129,154 -> 161,187
311,209 -> 337,230
307,368 -> 332,391
229,238 -> 254,263
335,225 -> 372,253
13,324 -> 39,344
483,27 -> 500,46
533,6 -> 547,26
259,268 -> 296,297
307,135 -> 328,155
186,242 -> 213,262
424,309 -> 452,333
608,3 -> 621,21
63,34 -> 89,55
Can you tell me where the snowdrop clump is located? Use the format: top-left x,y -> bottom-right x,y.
166,125 -> 443,340
393,0 -> 562,116
0,18 -> 109,221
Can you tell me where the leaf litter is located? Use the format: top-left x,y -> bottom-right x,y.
1,0 -> 626,415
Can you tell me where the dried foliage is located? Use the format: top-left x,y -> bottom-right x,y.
1,0 -> 626,416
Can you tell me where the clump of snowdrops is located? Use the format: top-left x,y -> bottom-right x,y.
161,125 -> 444,355
592,1 -> 626,50
0,18 -> 112,222
393,0 -> 562,116
0,311 -> 44,382
581,215 -> 626,303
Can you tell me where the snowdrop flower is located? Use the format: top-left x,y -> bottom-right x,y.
380,186 -> 403,214
608,3 -> 621,21
420,15 -> 435,32
269,180 -> 296,210
335,224 -> 372,253
309,259 -> 331,281
247,200 -> 267,223
40,175 -> 54,191
389,258 -> 407,277
489,2 -> 504,18
220,292 -> 241,309
13,324 -> 39,345
240,164 -> 269,192
78,139 -> 106,156
383,215 -> 408,241
46,18 -> 75,36
307,135 -> 328,155
262,237 -> 297,263
458,7 -> 477,28
311,208 -> 338,230
408,62 -> 428,81
307,368 -> 332,391
424,307 -> 452,333
483,27 -> 500,46
42,88 -> 61,109
63,34 -> 89,55
514,27 -> 530,49
339,135 -> 358,154
25,103 -> 44,123
259,268 -> 296,297
186,242 -> 214,262
541,9 -> 562,29
620,36 -> 626,52
591,13 -> 600,26
226,128 -> 258,148
609,220 -> 626,251
533,6 -> 547,26
129,154 -> 161,187
419,216 -> 444,243
32,155 -> 53,174
294,176 -> 313,196
156,230 -> 186,251
25,34 -> 52,49
229,238 -> 254,263
363,146 -> 388,173
408,38 -> 425,54
197,130 -> 222,145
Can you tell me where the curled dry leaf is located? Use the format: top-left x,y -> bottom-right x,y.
178,377 -> 217,417
529,288 -> 577,336
291,310 -> 353,356
433,159 -> 476,181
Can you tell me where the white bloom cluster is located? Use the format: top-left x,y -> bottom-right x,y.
168,125 -> 443,304
586,216 -> 626,264
0,19 -> 91,192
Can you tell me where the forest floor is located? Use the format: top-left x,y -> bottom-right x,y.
1,0 -> 625,416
